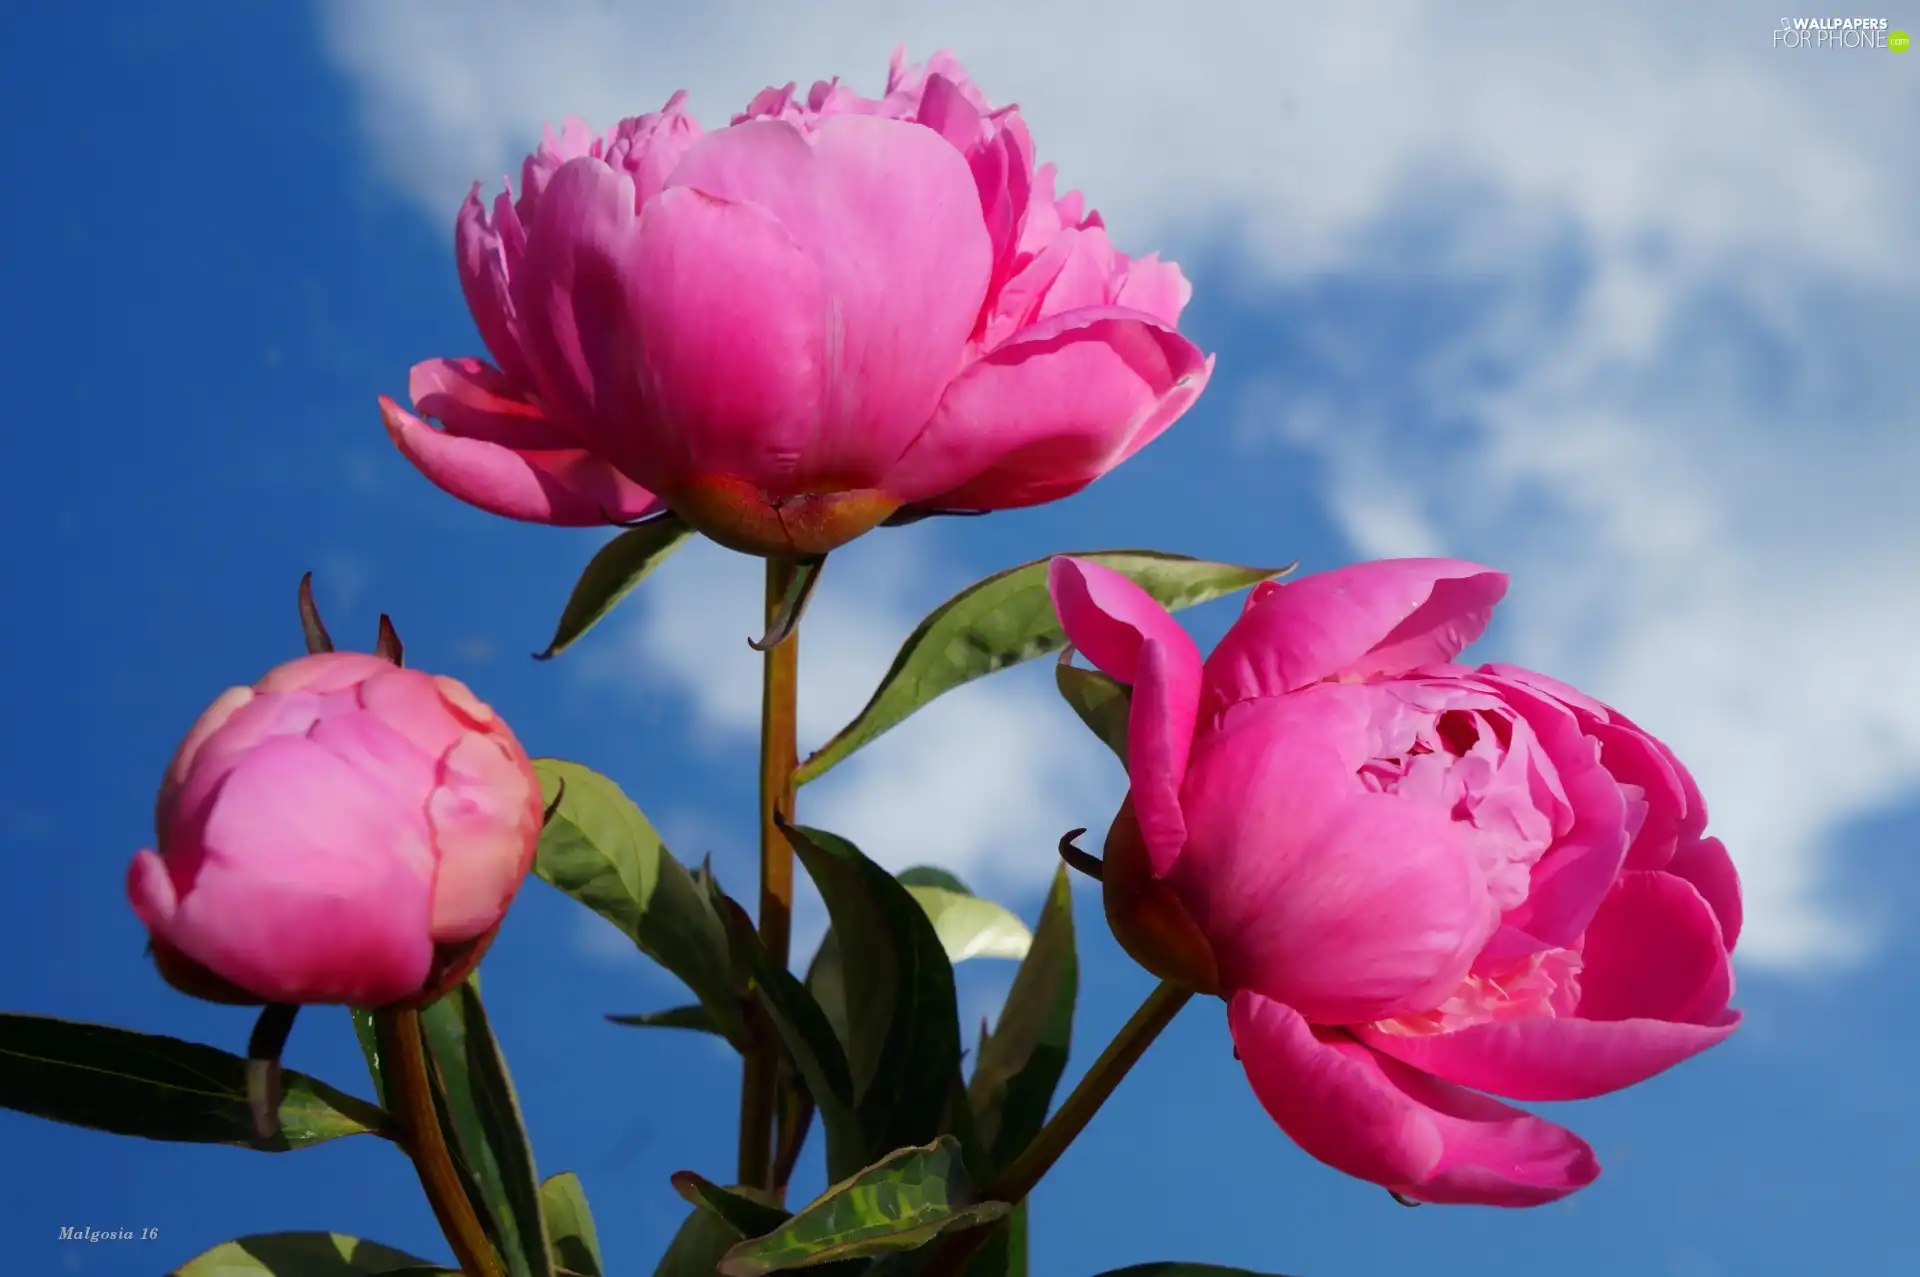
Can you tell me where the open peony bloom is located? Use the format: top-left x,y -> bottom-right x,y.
127,653 -> 544,1008
380,49 -> 1211,557
1048,556 -> 1742,1207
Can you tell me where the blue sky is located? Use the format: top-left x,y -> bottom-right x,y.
4,3 -> 1918,1274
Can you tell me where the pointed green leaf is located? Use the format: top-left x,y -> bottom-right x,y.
604,1005 -> 722,1035
786,827 -> 960,1168
712,881 -> 863,1179
539,1172 -> 603,1277
1055,659 -> 1131,766
969,867 -> 1077,1169
795,551 -> 1293,784
170,1232 -> 451,1275
1090,1259 -> 1297,1267
537,514 -> 693,660
533,759 -> 744,1046
416,982 -> 552,1277
719,1137 -> 1008,1276
671,1172 -> 793,1238
905,886 -> 1032,963
0,1013 -> 390,1152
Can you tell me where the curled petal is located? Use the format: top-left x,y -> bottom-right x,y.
1578,870 -> 1735,1026
1200,560 -> 1509,719
381,395 -> 662,527
1357,1008 -> 1741,1104
888,309 -> 1211,512
408,359 -> 579,451
1666,836 -> 1743,952
1230,993 -> 1599,1207
1047,557 -> 1203,875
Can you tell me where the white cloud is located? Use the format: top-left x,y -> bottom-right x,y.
319,0 -> 1920,969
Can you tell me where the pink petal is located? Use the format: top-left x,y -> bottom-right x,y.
141,736 -> 437,1005
1473,671 -> 1631,949
1667,836 -> 1743,952
1200,560 -> 1508,721
1047,557 -> 1202,875
1479,664 -> 1709,872
408,358 -> 580,451
381,395 -> 662,527
1173,689 -> 1498,1024
455,187 -> 533,387
1230,993 -> 1599,1207
652,115 -> 990,492
1361,866 -> 1740,1101
428,732 -> 541,942
1579,870 -> 1735,1026
621,181 -> 825,490
1357,1009 -> 1742,1103
887,308 -> 1210,511
1114,252 -> 1192,326
508,155 -> 647,432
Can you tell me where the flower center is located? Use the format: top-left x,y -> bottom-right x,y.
1369,946 -> 1584,1037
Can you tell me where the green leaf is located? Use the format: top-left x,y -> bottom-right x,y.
170,1232 -> 451,1275
652,1207 -> 750,1277
533,759 -> 744,1046
0,1014 -> 389,1152
670,1172 -> 793,1238
1055,659 -> 1132,767
604,1005 -> 722,1035
806,869 -> 1023,1087
712,881 -> 864,1179
417,982 -> 552,1277
536,513 -> 693,660
905,885 -> 1032,964
969,866 -> 1078,1169
786,826 -> 961,1169
539,1172 -> 603,1277
1090,1259 -> 1297,1267
795,550 -> 1293,784
718,1137 -> 1009,1276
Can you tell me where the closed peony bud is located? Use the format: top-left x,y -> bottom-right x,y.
1048,555 -> 1742,1207
380,49 -> 1211,557
127,653 -> 543,1008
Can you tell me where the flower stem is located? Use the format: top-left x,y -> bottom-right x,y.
374,1006 -> 503,1277
740,556 -> 800,1191
925,979 -> 1194,1277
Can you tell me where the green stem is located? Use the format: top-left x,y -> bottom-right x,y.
374,1007 -> 503,1277
739,556 -> 800,1192
926,980 -> 1194,1277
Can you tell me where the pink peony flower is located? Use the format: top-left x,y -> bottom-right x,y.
1049,556 -> 1742,1206
127,653 -> 543,1007
380,49 -> 1211,557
